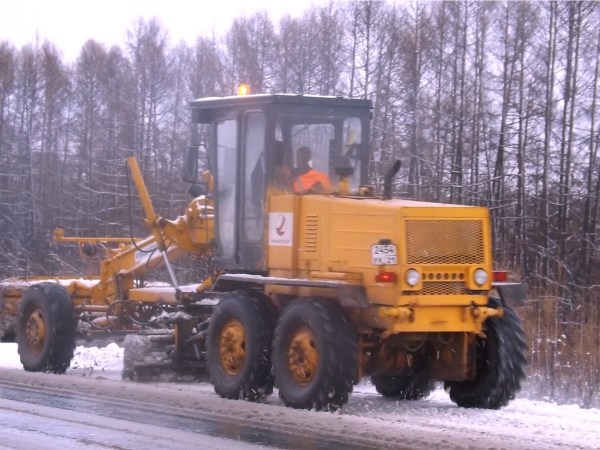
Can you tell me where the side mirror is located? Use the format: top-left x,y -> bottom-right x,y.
182,146 -> 199,183
188,183 -> 206,198
334,155 -> 355,178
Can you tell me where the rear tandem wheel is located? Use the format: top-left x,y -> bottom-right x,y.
272,298 -> 358,411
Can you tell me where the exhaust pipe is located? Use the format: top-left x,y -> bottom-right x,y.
382,160 -> 401,200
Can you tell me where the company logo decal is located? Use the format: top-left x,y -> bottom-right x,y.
275,214 -> 286,236
269,212 -> 293,246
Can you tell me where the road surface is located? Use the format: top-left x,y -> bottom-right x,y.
0,367 -> 598,450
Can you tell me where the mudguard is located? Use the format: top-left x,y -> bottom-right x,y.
493,282 -> 528,307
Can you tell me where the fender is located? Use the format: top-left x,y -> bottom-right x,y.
493,282 -> 528,307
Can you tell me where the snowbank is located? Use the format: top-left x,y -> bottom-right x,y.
0,342 -> 123,372
69,343 -> 124,371
0,343 -> 23,369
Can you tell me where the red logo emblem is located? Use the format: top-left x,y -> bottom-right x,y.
275,214 -> 286,236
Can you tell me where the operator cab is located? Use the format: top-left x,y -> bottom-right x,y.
186,93 -> 372,271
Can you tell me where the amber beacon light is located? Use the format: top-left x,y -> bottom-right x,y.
238,84 -> 251,95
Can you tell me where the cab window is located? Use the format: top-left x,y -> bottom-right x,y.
343,117 -> 362,192
215,119 -> 237,259
242,113 -> 266,243
291,123 -> 334,179
270,115 -> 364,194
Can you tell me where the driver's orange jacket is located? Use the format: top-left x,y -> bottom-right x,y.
293,169 -> 332,193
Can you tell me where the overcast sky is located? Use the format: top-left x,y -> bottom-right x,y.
0,0 -> 327,62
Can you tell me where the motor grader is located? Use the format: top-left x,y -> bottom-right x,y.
0,92 -> 527,410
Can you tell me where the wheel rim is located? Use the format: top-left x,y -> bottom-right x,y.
25,309 -> 46,353
288,326 -> 318,386
219,319 -> 246,376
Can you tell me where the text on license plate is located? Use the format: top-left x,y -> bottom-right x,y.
371,244 -> 397,265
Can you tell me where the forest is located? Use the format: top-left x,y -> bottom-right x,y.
1,1 -> 599,406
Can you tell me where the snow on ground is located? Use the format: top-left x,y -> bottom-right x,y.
0,342 -> 124,371
1,343 -> 600,449
347,384 -> 600,449
69,343 -> 124,370
0,343 -> 22,369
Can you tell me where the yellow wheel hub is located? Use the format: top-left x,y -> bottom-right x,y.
288,327 -> 318,386
25,309 -> 46,353
219,319 -> 246,376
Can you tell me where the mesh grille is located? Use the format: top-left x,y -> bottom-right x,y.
304,214 -> 318,252
406,220 -> 484,265
403,282 -> 471,296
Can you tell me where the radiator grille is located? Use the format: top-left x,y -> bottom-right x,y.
304,214 -> 318,252
403,282 -> 471,296
406,220 -> 484,265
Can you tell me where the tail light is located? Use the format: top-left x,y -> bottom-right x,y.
493,271 -> 508,282
375,272 -> 397,283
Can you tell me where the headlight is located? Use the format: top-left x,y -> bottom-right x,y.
406,269 -> 420,287
474,268 -> 488,286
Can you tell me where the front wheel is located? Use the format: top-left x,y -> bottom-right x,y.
16,282 -> 76,374
272,298 -> 357,411
206,291 -> 275,401
446,301 -> 527,409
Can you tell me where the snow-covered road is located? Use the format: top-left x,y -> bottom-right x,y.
0,343 -> 598,449
0,395 -> 267,450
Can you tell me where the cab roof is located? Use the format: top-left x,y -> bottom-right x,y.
188,93 -> 373,111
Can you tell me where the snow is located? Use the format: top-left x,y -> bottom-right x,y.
132,284 -> 202,293
347,385 -> 600,449
69,343 -> 124,371
0,342 -> 124,371
0,343 -> 22,369
59,279 -> 99,288
1,342 -> 600,449
0,277 -> 100,290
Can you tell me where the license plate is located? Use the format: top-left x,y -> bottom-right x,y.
371,244 -> 397,265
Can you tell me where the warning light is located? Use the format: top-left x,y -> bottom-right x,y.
238,84 -> 250,95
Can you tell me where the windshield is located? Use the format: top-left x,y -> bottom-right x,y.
271,114 -> 364,194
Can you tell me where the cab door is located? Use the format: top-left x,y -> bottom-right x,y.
238,111 -> 267,270
213,116 -> 239,263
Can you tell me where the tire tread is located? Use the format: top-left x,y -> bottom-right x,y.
273,297 -> 357,411
17,282 -> 76,374
207,291 -> 275,401
447,301 -> 527,409
372,374 -> 435,400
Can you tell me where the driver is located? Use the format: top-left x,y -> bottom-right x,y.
292,146 -> 331,193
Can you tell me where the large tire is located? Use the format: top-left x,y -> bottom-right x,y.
372,374 -> 435,400
16,282 -> 76,374
272,298 -> 357,411
206,291 -> 275,401
446,300 -> 527,409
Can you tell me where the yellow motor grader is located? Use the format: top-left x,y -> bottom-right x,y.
0,92 -> 527,410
